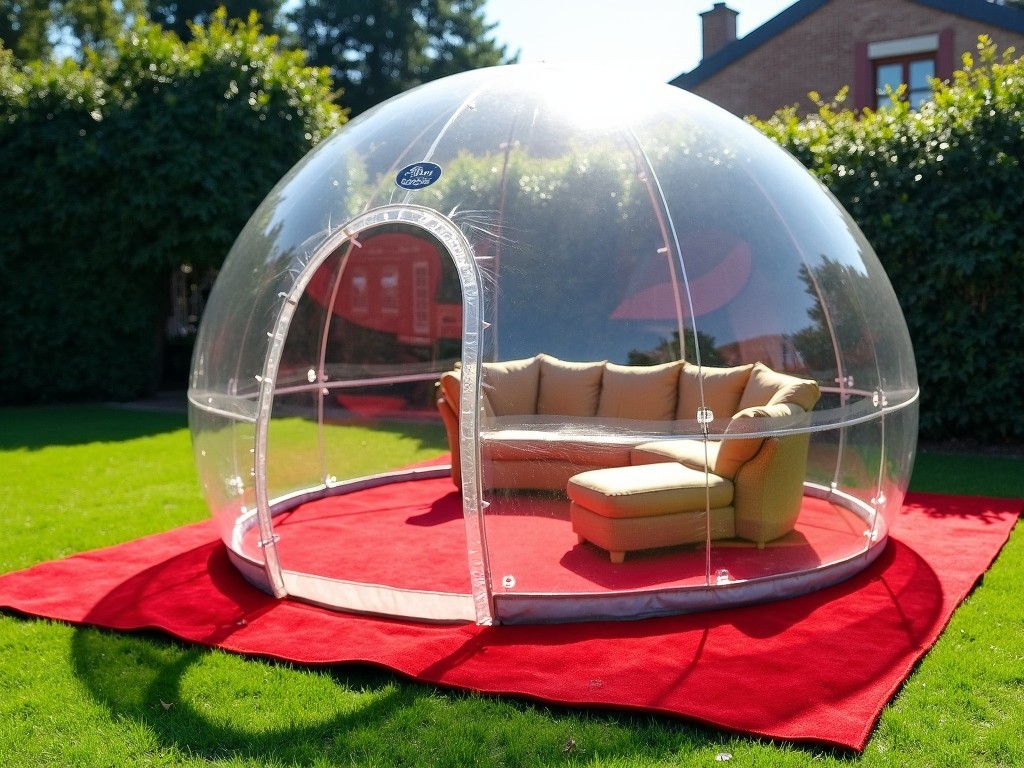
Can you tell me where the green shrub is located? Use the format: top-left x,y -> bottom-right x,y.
754,37 -> 1024,443
0,12 -> 345,404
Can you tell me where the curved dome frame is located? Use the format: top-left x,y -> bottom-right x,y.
242,205 -> 489,621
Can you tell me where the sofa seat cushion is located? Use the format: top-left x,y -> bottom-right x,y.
567,462 -> 734,519
486,460 -> 595,491
631,403 -> 807,480
571,503 -> 736,561
597,361 -> 681,421
481,429 -> 635,467
630,438 -> 717,473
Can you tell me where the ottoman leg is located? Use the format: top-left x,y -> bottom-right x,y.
609,550 -> 625,564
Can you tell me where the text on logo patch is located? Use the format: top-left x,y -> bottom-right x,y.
396,162 -> 442,190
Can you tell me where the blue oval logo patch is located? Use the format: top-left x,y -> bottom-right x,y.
396,162 -> 442,190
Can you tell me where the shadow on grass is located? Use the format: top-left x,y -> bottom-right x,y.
1,404 -> 449,455
68,625 -> 851,766
50,535 -> 946,762
362,418 -> 449,453
911,451 -> 1024,500
69,626 -> 404,764
0,405 -> 189,450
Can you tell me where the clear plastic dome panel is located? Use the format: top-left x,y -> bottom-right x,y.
188,65 -> 918,624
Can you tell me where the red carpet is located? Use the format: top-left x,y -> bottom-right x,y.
0,491 -> 1018,751
254,477 -> 871,595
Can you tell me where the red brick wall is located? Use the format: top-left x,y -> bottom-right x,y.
687,0 -> 1024,118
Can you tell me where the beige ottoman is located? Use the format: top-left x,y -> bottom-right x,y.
567,462 -> 735,563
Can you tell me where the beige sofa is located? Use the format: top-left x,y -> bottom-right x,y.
435,353 -> 820,552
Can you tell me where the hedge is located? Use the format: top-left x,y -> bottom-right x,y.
754,37 -> 1024,443
0,12 -> 344,404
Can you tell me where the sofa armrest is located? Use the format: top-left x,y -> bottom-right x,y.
712,402 -> 806,478
435,390 -> 462,488
732,430 -> 812,546
738,362 -> 820,411
727,402 -> 812,545
436,371 -> 463,487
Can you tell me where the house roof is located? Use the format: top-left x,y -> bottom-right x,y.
671,0 -> 1024,88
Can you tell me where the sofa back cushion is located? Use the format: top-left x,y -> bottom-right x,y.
537,355 -> 606,417
737,361 -> 820,412
677,362 -> 753,422
597,361 -> 681,421
714,402 -> 801,478
482,356 -> 541,416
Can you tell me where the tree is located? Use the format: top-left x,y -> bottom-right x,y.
149,0 -> 284,40
2,0 -> 149,62
1,0 -> 61,60
1,0 -> 282,63
56,0 -> 149,53
288,0 -> 514,116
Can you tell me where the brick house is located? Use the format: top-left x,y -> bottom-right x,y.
673,0 -> 1024,118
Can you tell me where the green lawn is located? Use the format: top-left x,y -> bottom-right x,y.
1,405 -> 1022,767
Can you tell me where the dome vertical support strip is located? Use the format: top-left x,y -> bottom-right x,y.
624,123 -> 715,587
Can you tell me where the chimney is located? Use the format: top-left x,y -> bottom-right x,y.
700,3 -> 739,60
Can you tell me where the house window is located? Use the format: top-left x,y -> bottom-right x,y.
350,269 -> 369,315
874,55 -> 935,108
380,266 -> 400,315
856,31 -> 952,112
413,261 -> 430,335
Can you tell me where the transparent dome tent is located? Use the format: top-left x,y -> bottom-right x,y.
188,65 -> 918,625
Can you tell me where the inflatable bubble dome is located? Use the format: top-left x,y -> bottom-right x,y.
188,65 -> 918,625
